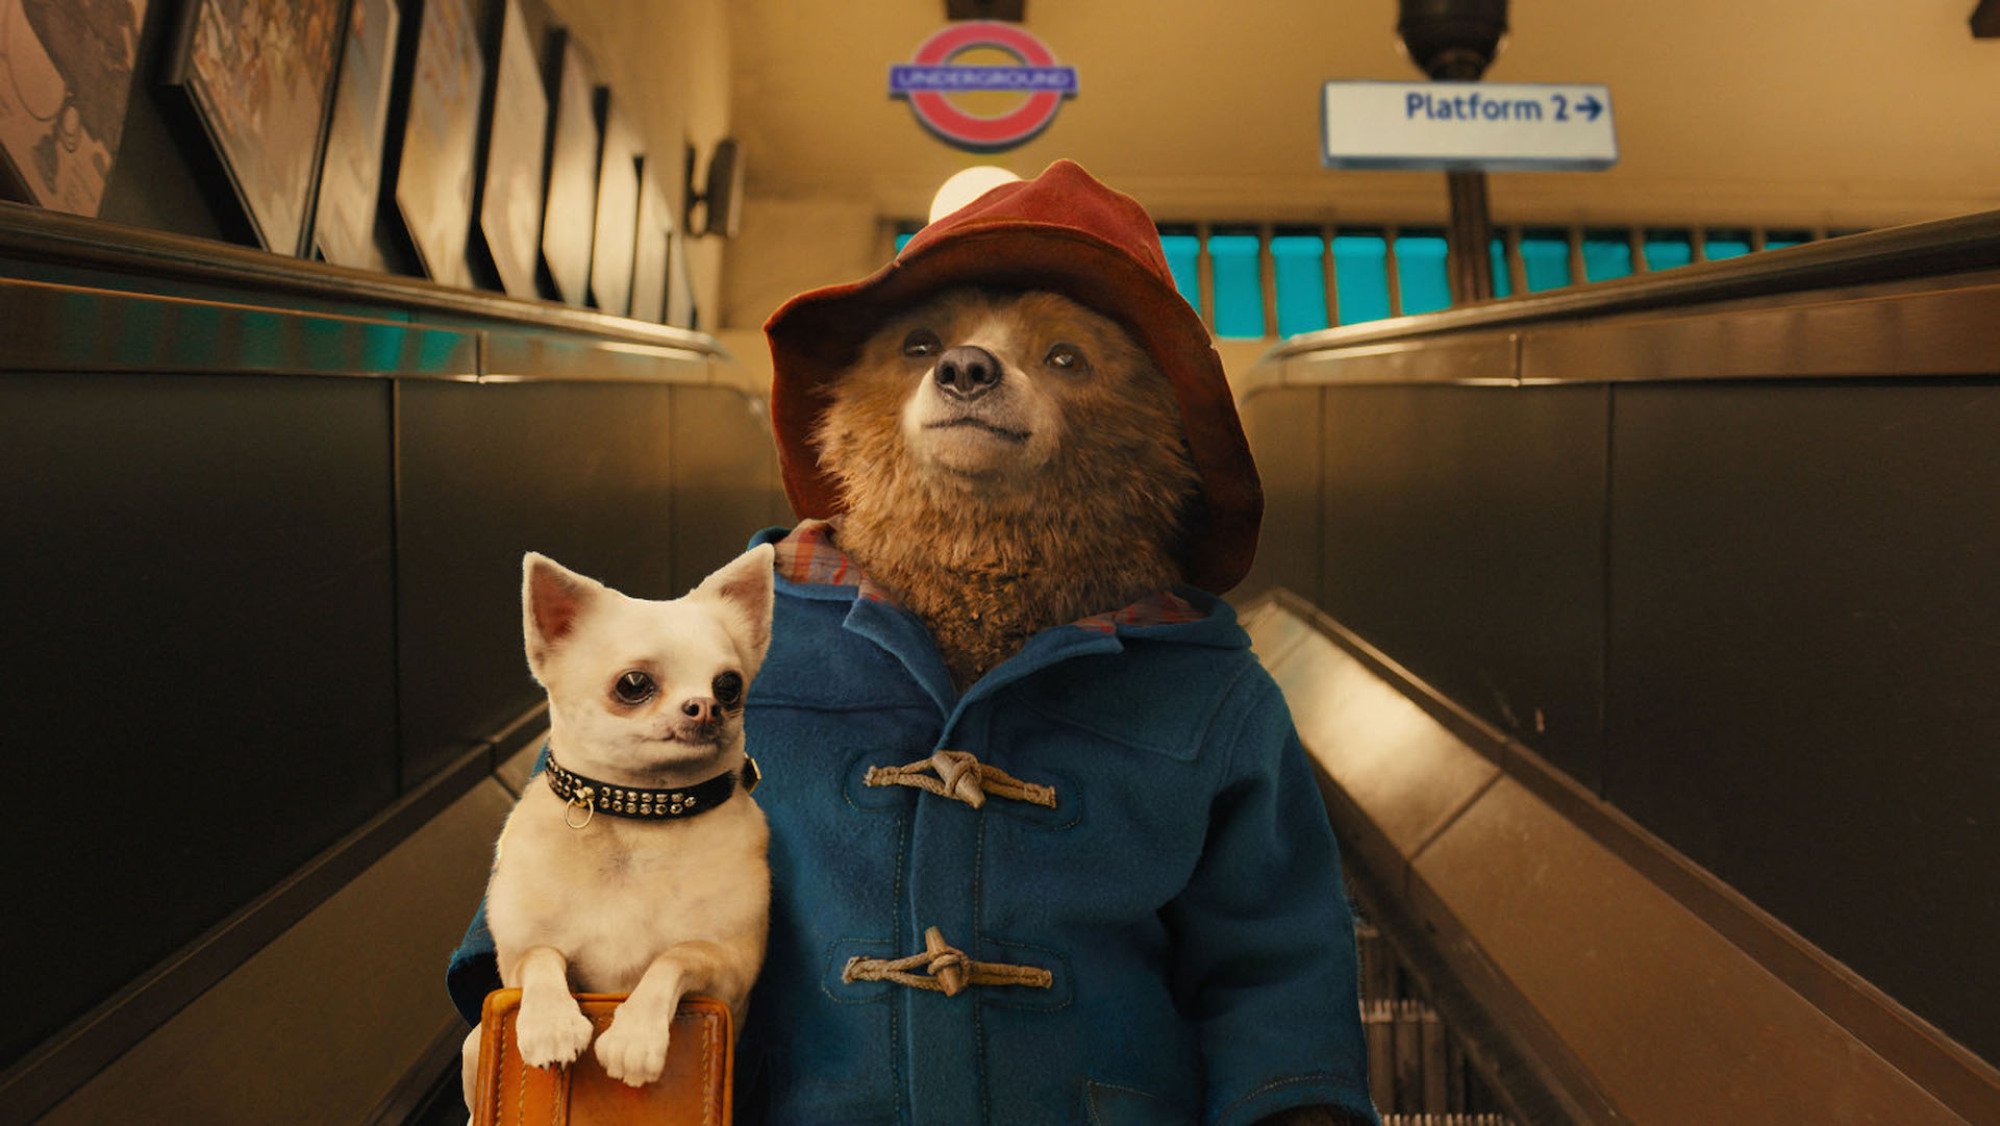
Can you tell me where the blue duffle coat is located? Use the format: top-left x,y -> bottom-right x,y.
449,526 -> 1376,1125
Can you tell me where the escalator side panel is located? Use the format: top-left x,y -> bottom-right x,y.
39,780 -> 513,1125
1415,774 -> 1964,1125
1609,380 -> 2000,1069
1265,625 -> 1499,862
0,372 -> 399,1072
665,382 -> 789,594
1238,384 -> 1326,604
1317,384 -> 1609,792
396,379 -> 677,789
1256,599 -> 1971,1124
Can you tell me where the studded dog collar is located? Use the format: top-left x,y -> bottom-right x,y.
544,750 -> 761,829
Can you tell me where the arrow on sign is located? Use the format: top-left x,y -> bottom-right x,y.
1576,94 -> 1603,122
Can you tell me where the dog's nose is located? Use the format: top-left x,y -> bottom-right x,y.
934,346 -> 1001,401
681,697 -> 718,724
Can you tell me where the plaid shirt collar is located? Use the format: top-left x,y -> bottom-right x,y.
772,519 -> 1205,634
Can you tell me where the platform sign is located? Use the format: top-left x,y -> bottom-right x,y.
1321,81 -> 1617,171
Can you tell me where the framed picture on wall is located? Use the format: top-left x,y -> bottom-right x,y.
476,0 -> 546,300
0,0 -> 150,217
393,0 -> 485,289
588,100 -> 638,317
167,0 -> 345,255
540,34 -> 597,307
628,161 -> 672,324
312,0 -> 400,269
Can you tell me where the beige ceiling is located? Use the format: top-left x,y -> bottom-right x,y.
729,0 -> 2000,228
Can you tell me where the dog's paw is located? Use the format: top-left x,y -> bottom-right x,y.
594,1010 -> 672,1087
515,1002 -> 595,1069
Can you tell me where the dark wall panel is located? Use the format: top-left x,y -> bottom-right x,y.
0,372 -> 397,1069
666,385 -> 787,595
396,379 -> 676,786
1607,379 -> 2000,1065
1321,385 -> 1608,785
1238,385 -> 1324,605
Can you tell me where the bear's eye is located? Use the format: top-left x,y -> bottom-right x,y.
712,671 -> 744,707
1045,342 -> 1089,374
612,670 -> 656,705
903,329 -> 941,358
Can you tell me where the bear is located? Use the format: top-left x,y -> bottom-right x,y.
741,160 -> 1377,1124
448,159 -> 1376,1125
815,286 -> 1199,689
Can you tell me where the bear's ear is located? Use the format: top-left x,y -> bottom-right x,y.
523,553 -> 601,678
694,544 -> 776,677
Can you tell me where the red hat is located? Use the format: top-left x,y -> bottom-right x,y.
763,159 -> 1262,594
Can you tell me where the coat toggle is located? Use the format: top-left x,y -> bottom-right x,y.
842,926 -> 1054,998
862,748 -> 1057,810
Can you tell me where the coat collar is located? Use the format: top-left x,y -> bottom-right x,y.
766,519 -> 1211,631
753,523 -> 1248,721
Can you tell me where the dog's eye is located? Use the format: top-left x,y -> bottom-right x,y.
712,671 -> 744,707
902,329 -> 941,358
612,670 -> 656,705
1045,343 -> 1089,374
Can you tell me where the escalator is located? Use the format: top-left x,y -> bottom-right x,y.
1235,212 -> 2000,1125
1356,918 -> 1517,1126
7,200 -> 2000,1124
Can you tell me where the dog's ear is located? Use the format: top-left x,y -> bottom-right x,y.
523,553 -> 601,678
694,544 -> 776,678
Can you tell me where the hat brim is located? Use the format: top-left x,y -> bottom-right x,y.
765,219 -> 1262,594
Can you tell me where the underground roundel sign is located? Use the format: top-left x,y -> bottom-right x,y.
889,23 -> 1078,152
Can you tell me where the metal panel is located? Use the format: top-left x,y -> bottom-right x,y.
394,379 -> 677,788
1236,385 -> 1324,603
495,731 -> 550,799
1413,776 -> 1964,1125
1238,598 -> 1315,670
1525,283 -> 2000,382
0,253 -> 402,323
0,201 -> 727,357
40,781 -> 514,1126
1268,627 -> 1500,861
1283,333 -> 1516,387
1607,380 -> 2000,1069
0,372 -> 399,1071
666,385 -> 787,595
1264,208 -> 2000,362
484,330 -> 714,385
0,279 -> 475,379
1,746 -> 494,1123
1320,384 -> 1608,789
1254,594 -> 2000,1124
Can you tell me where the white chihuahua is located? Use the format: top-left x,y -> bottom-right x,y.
460,545 -> 774,1107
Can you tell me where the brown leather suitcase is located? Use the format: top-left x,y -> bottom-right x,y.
471,989 -> 733,1126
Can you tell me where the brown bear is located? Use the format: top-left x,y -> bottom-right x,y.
815,286 -> 1199,689
744,160 -> 1376,1124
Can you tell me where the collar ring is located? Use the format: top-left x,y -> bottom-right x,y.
564,787 -> 595,830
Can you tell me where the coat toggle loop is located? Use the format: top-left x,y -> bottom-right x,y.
842,926 -> 1053,998
863,749 -> 1057,810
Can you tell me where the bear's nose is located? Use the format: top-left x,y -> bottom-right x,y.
934,346 -> 1001,401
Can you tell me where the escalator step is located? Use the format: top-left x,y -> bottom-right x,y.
1360,989 -> 1515,1118
1352,892 -> 1522,1119
1357,919 -> 1400,1000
